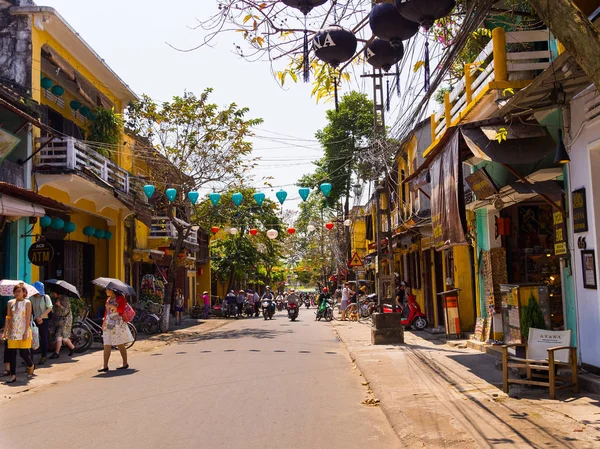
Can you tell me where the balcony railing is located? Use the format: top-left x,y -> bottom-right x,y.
36,137 -> 130,193
430,28 -> 553,145
149,216 -> 198,246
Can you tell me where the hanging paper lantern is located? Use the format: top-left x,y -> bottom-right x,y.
40,215 -> 52,228
232,192 -> 243,207
165,188 -> 177,202
187,191 -> 199,205
276,189 -> 287,205
209,192 -> 221,206
50,85 -> 65,96
249,228 -> 258,236
40,77 -> 53,89
94,229 -> 106,239
50,217 -> 65,230
320,183 -> 332,197
105,231 -> 113,240
344,219 -> 352,227
307,224 -> 316,233
395,0 -> 456,30
69,100 -> 82,110
254,192 -> 265,206
325,222 -> 334,230
63,221 -> 76,234
229,228 -> 238,235
369,2 -> 419,47
83,226 -> 96,237
287,227 -> 296,235
211,226 -> 219,234
266,229 -> 279,240
312,26 -> 357,68
298,187 -> 310,201
79,106 -> 91,118
143,185 -> 155,199
365,38 -> 405,72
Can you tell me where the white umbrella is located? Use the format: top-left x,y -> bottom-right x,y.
0,280 -> 40,298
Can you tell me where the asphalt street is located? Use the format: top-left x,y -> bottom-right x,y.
0,308 -> 400,449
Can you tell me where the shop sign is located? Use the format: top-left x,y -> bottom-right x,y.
553,198 -> 568,256
27,240 -> 54,266
0,127 -> 21,161
465,168 -> 497,200
572,188 -> 588,233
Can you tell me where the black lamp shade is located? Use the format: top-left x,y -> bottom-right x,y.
313,26 -> 358,67
365,38 -> 405,72
281,0 -> 328,15
395,0 -> 456,30
554,129 -> 570,164
369,2 -> 419,47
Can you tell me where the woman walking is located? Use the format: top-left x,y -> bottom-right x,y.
30,282 -> 53,365
1,283 -> 34,383
174,288 -> 184,325
98,288 -> 133,372
48,291 -> 75,359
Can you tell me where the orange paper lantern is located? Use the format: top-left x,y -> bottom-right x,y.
287,227 -> 296,235
249,228 -> 258,236
211,226 -> 219,234
325,222 -> 334,230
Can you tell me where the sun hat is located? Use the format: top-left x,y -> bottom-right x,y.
33,281 -> 44,295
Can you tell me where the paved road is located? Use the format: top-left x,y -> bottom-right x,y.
0,309 -> 400,449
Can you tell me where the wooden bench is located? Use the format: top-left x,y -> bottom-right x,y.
502,328 -> 578,399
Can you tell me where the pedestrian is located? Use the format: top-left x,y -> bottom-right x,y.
98,288 -> 133,372
237,290 -> 245,317
30,282 -> 53,365
1,283 -> 34,383
340,283 -> 351,321
48,291 -> 75,359
174,288 -> 184,325
202,291 -> 211,318
253,289 -> 260,317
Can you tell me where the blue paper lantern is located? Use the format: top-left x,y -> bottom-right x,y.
40,77 -> 53,89
83,226 -> 95,237
298,187 -> 310,201
50,217 -> 65,230
104,231 -> 113,240
40,215 -> 52,228
143,184 -> 155,199
276,189 -> 287,205
165,188 -> 177,202
94,229 -> 106,239
209,192 -> 221,206
232,192 -> 243,207
320,182 -> 332,197
64,222 -> 76,234
253,192 -> 265,206
69,100 -> 82,110
50,85 -> 64,96
79,106 -> 90,118
187,191 -> 199,205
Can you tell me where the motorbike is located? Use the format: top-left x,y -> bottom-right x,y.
262,300 -> 274,320
315,298 -> 333,322
223,302 -> 238,319
243,300 -> 255,317
383,294 -> 428,330
287,302 -> 299,321
276,298 -> 284,311
358,293 -> 378,318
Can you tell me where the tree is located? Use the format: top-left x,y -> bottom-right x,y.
126,90 -> 262,331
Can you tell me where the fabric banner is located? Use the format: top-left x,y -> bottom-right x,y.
430,131 -> 467,249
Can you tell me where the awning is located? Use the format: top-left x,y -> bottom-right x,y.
0,195 -> 44,217
0,182 -> 69,213
132,249 -> 165,263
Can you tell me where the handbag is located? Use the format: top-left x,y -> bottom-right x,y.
30,318 -> 40,351
122,303 -> 136,323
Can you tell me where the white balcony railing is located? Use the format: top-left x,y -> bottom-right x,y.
149,216 -> 198,246
36,137 -> 130,193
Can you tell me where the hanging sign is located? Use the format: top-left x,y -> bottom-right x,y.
348,252 -> 364,268
553,198 -> 568,256
0,127 -> 21,162
465,168 -> 497,200
572,188 -> 588,233
28,240 -> 54,266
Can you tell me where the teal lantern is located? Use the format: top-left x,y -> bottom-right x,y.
165,188 -> 177,202
40,216 -> 52,228
83,226 -> 95,237
50,85 -> 64,96
64,222 -> 76,234
209,192 -> 221,206
320,183 -> 333,197
232,192 -> 243,207
253,192 -> 265,206
187,191 -> 199,204
50,217 -> 65,230
40,77 -> 53,89
105,231 -> 113,240
69,100 -> 82,110
143,184 -> 155,199
276,189 -> 287,205
94,229 -> 106,239
79,106 -> 90,118
298,187 -> 310,201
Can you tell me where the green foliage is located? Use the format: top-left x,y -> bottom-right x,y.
69,296 -> 86,320
521,293 -> 546,341
434,85 -> 453,105
85,107 -> 124,159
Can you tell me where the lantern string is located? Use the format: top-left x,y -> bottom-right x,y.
303,15 -> 310,83
424,35 -> 431,92
386,79 -> 390,112
334,76 -> 339,112
395,63 -> 401,97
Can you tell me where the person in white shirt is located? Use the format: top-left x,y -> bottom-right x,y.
287,289 -> 299,305
341,282 -> 352,321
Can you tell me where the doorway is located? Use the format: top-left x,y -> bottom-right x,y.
423,249 -> 434,324
434,250 -> 445,327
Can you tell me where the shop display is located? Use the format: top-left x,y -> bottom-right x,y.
140,274 -> 165,304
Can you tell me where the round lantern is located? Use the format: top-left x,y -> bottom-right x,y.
249,228 -> 258,236
50,85 -> 65,97
40,215 -> 52,228
83,226 -> 96,237
232,192 -> 243,207
229,227 -> 238,235
254,192 -> 265,206
320,182 -> 332,197
105,231 -> 113,240
79,106 -> 91,118
211,226 -> 219,234
344,219 -> 352,227
209,192 -> 221,206
50,217 -> 65,230
325,222 -> 334,230
266,229 -> 279,240
64,221 -> 76,234
287,227 -> 296,235
165,188 -> 177,202
276,189 -> 287,205
365,38 -> 405,72
40,77 -> 53,89
395,0 -> 456,30
312,26 -> 357,67
369,2 -> 419,47
69,100 -> 82,110
298,187 -> 310,201
281,0 -> 327,15
307,224 -> 316,233
94,229 -> 106,239
143,184 -> 155,199
187,191 -> 199,204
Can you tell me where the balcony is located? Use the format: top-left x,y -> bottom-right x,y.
149,216 -> 198,247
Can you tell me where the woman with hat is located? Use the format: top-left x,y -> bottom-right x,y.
30,281 -> 53,365
98,287 -> 133,372
202,291 -> 210,318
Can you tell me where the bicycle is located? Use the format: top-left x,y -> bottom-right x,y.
132,301 -> 161,334
71,306 -> 137,352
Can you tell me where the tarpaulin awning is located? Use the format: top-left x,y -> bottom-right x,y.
0,182 -> 69,213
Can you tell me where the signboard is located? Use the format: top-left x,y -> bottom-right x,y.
442,292 -> 461,336
430,132 -> 467,249
348,252 -> 364,267
553,198 -> 568,256
28,240 -> 54,266
465,168 -> 497,200
473,317 -> 485,342
0,127 -> 21,162
572,188 -> 588,233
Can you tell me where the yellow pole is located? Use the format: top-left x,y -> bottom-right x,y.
465,63 -> 474,104
444,91 -> 452,128
492,27 -> 507,82
430,113 -> 436,142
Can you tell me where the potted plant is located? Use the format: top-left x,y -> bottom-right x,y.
85,107 -> 123,159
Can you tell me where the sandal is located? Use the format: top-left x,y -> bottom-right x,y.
1,370 -> 9,377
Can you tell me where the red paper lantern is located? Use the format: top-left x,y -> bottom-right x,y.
325,222 -> 334,230
211,226 -> 219,234
249,228 -> 258,236
287,227 -> 296,235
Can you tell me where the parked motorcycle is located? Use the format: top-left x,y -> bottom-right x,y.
383,294 -> 428,330
315,298 -> 333,322
243,300 -> 254,317
262,300 -> 274,320
287,302 -> 299,321
223,302 -> 238,319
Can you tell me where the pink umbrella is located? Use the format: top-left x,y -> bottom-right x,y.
0,280 -> 40,298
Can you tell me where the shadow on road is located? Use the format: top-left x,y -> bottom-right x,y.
150,326 -> 293,344
92,368 -> 139,378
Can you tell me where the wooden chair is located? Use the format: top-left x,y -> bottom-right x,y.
502,328 -> 578,399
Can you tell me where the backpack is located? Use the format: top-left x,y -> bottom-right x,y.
122,303 -> 136,323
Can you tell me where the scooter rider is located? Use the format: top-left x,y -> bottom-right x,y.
225,290 -> 237,316
253,290 -> 260,317
395,282 -> 408,316
236,290 -> 245,317
287,289 -> 299,306
316,287 -> 331,320
261,286 -> 275,315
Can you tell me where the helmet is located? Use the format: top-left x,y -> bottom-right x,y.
239,290 -> 245,293
323,287 -> 328,292
33,281 -> 44,295
266,285 -> 271,289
